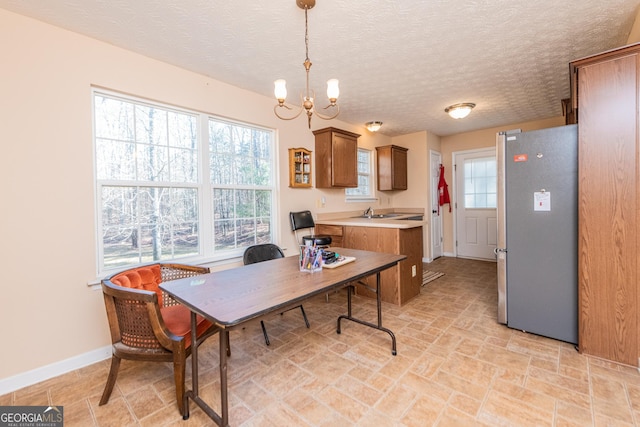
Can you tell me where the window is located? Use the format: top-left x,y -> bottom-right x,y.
463,156 -> 496,208
345,148 -> 374,200
94,91 -> 275,275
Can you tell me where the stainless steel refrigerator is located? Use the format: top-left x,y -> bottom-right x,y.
496,124 -> 578,344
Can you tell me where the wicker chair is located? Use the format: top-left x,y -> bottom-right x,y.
99,263 -> 229,414
243,244 -> 310,345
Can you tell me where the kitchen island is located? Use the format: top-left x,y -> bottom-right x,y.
316,210 -> 425,305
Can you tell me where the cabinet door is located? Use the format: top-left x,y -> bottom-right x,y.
314,127 -> 359,188
577,52 -> 638,366
331,133 -> 358,187
392,147 -> 408,190
377,145 -> 408,190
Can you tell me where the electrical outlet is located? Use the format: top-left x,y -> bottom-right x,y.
411,265 -> 416,277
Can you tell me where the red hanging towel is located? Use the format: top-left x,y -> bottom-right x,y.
438,164 -> 451,213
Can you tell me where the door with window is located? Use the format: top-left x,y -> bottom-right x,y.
454,149 -> 497,260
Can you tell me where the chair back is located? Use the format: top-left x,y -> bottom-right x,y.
102,263 -> 211,349
290,210 -> 316,231
290,210 -> 316,245
243,243 -> 285,265
289,210 -> 332,247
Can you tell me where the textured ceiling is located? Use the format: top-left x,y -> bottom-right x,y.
2,0 -> 639,136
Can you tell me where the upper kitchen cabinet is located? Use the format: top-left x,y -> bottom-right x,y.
313,127 -> 359,188
376,145 -> 408,191
570,43 -> 640,367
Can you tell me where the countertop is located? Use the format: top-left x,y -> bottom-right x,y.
316,211 -> 426,229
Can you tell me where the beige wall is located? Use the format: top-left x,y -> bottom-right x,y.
438,116 -> 565,255
627,5 -> 640,44
389,131 -> 442,261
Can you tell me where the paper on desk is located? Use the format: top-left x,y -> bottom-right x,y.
322,256 -> 356,269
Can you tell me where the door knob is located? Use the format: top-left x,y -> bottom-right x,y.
432,210 -> 437,214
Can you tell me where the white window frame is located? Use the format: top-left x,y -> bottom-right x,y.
345,148 -> 376,202
93,89 -> 277,277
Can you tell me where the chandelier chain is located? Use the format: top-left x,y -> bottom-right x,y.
304,7 -> 309,62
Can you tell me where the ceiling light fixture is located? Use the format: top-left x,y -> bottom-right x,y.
274,0 -> 339,128
445,103 -> 476,119
365,121 -> 383,132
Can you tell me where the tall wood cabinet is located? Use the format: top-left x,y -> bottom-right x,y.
570,43 -> 640,366
313,127 -> 359,188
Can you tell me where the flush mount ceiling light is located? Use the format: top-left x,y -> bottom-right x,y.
445,103 -> 476,119
273,0 -> 339,128
365,121 -> 383,132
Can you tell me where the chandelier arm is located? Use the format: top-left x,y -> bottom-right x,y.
314,104 -> 340,121
274,104 -> 305,121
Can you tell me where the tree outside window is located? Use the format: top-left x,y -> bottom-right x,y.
94,91 -> 275,275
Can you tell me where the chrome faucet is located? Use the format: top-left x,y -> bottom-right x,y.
364,207 -> 374,218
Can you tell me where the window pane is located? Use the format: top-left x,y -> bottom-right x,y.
463,156 -> 497,208
137,144 -> 169,181
135,105 -> 168,145
214,220 -> 235,250
346,148 -> 373,198
96,139 -> 136,180
94,96 -> 134,141
168,112 -> 197,149
101,185 -> 199,268
209,119 -> 274,252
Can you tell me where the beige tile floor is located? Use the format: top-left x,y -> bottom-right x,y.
3,257 -> 640,426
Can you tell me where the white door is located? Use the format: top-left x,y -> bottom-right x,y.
454,149 -> 497,260
430,150 -> 443,259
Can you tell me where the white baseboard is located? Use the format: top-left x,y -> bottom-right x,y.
0,346 -> 112,396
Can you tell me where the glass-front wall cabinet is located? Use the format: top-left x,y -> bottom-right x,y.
289,148 -> 312,187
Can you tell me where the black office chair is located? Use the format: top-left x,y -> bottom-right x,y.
289,210 -> 332,247
242,243 -> 310,346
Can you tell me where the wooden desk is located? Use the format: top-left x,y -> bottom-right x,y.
160,247 -> 405,426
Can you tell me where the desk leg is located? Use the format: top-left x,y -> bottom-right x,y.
182,312 -> 229,426
219,329 -> 229,426
336,272 -> 397,355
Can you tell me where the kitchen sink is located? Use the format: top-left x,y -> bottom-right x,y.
397,215 -> 424,221
352,213 -> 403,219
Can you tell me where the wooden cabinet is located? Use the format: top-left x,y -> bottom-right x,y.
570,44 -> 640,366
376,145 -> 408,191
288,148 -> 312,187
342,225 -> 422,305
313,127 -> 359,188
315,224 -> 344,247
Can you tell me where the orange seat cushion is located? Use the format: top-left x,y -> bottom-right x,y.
160,304 -> 213,348
110,265 -> 163,305
110,264 -> 213,346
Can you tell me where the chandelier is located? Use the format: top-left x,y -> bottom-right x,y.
273,0 -> 340,128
